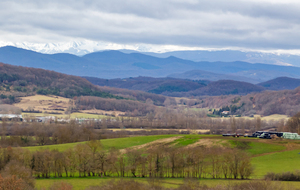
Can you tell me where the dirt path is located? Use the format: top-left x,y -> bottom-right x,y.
120,136 -> 182,154
186,139 -> 226,148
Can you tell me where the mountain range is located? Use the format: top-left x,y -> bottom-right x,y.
1,46 -> 300,83
2,41 -> 300,68
84,76 -> 300,97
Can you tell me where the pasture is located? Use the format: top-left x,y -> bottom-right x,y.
15,95 -> 123,119
21,134 -> 300,189
35,177 -> 300,190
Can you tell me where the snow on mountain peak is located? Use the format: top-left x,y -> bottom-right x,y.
0,40 -> 146,55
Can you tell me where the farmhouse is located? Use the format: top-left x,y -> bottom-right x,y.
222,111 -> 230,115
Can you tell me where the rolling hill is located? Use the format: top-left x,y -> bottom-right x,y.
1,46 -> 300,83
258,77 -> 300,90
84,76 -> 265,97
200,86 -> 300,116
167,70 -> 260,83
0,62 -> 118,99
84,76 -> 208,92
186,80 -> 265,96
0,63 -> 170,116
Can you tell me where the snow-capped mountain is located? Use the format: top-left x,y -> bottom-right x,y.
0,41 -> 121,55
0,40 -> 299,67
0,41 -> 172,55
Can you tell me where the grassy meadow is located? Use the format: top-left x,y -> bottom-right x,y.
24,135 -> 300,180
18,131 -> 300,190
35,177 -> 300,190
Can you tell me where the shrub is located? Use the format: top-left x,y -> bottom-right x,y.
1,160 -> 35,188
264,171 -> 300,181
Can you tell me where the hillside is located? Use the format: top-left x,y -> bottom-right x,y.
2,46 -> 300,82
0,63 -> 172,116
84,76 -> 208,94
167,70 -> 259,83
0,62 -> 118,101
85,76 -> 265,97
258,77 -> 300,90
187,80 -> 265,96
200,86 -> 300,116
95,86 -> 167,106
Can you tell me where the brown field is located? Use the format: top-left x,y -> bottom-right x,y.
14,95 -> 70,114
14,95 -> 125,118
120,136 -> 182,153
186,138 -> 227,148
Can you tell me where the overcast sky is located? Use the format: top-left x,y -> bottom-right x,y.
1,0 -> 300,52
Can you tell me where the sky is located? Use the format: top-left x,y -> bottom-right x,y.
1,0 -> 300,53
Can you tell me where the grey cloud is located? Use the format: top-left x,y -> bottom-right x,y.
0,0 -> 300,50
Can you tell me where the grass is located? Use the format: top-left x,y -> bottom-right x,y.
24,135 -> 180,152
21,134 -> 300,188
252,148 -> 300,178
35,177 -> 300,190
35,177 -> 108,190
172,135 -> 201,147
23,134 -> 300,182
24,135 -> 288,156
247,141 -> 286,156
35,178 -> 243,190
16,95 -> 126,119
24,134 -> 225,152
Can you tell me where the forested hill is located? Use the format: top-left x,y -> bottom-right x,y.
186,80 -> 265,96
200,86 -> 300,116
0,62 -> 121,102
0,63 -> 168,107
258,77 -> 300,90
84,76 -> 208,93
84,76 -> 265,97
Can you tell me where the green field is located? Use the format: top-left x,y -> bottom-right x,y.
35,178 -> 236,190
24,134 -> 181,152
252,149 -> 300,178
22,134 -> 300,189
35,177 -> 300,190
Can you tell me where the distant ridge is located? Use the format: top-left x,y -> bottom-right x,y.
167,70 -> 259,84
258,77 -> 300,90
84,76 -> 265,97
1,46 -> 300,82
1,42 -> 300,68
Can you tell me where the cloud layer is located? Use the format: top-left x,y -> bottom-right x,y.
1,0 -> 300,51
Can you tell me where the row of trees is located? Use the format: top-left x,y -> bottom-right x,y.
0,110 -> 290,147
0,142 -> 253,180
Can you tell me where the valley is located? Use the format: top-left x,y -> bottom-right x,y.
0,50 -> 299,190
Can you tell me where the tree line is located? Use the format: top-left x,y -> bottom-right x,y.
0,110 -> 291,148
0,142 -> 253,180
